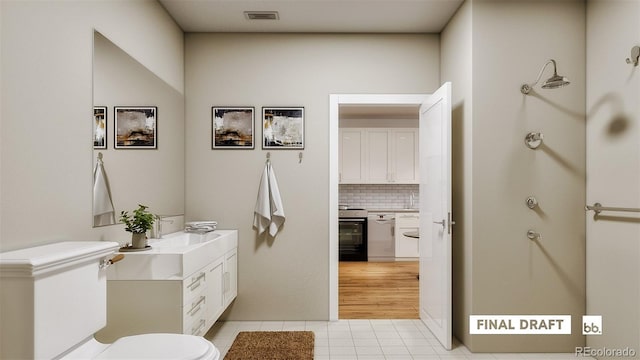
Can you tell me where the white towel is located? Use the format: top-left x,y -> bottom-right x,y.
253,162 -> 286,237
267,162 -> 285,236
253,163 -> 272,235
93,159 -> 115,226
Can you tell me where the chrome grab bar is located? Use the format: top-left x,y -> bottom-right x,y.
585,202 -> 640,215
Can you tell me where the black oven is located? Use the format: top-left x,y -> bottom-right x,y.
338,209 -> 368,261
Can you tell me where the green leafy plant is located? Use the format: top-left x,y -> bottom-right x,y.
119,204 -> 156,234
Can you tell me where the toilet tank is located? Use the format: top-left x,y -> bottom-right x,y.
0,241 -> 119,359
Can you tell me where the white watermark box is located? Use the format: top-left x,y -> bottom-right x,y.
469,315 -> 571,334
582,315 -> 603,335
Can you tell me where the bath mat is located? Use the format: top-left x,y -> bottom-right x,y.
224,331 -> 314,360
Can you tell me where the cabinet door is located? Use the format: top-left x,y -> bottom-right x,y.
205,257 -> 225,328
339,129 -> 366,183
395,227 -> 419,258
223,248 -> 238,306
366,129 -> 391,183
395,213 -> 420,258
392,129 -> 419,183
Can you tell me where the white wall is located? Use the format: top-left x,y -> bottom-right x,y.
442,0 -> 586,352
586,1 -> 640,358
184,33 -> 440,320
0,0 -> 184,251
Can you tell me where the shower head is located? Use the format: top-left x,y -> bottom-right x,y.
521,59 -> 570,94
541,73 -> 570,89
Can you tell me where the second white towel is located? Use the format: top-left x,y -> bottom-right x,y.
253,162 -> 286,237
93,158 -> 115,226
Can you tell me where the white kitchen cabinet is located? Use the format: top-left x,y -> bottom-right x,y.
391,130 -> 419,183
339,128 -> 418,184
395,212 -> 419,259
366,129 -> 391,183
339,128 -> 367,183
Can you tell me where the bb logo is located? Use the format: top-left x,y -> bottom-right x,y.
582,315 -> 602,335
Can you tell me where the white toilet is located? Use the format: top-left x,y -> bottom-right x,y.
0,241 -> 220,360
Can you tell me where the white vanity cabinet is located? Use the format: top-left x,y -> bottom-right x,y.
204,256 -> 225,328
223,248 -> 238,305
97,230 -> 238,342
205,246 -> 238,325
395,212 -> 419,259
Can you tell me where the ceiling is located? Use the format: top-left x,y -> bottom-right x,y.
159,0 -> 464,33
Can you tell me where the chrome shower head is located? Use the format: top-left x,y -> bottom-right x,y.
542,73 -> 570,89
521,59 -> 570,94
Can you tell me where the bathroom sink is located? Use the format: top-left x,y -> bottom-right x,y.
106,230 -> 237,280
151,231 -> 220,247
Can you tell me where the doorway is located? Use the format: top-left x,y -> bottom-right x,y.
329,94 -> 429,321
337,103 -> 421,319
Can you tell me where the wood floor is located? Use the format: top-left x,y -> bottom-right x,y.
339,261 -> 419,319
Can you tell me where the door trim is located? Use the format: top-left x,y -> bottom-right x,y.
329,93 -> 429,321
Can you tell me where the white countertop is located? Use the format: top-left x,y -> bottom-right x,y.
367,208 -> 419,213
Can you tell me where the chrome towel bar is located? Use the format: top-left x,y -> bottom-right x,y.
585,202 -> 640,215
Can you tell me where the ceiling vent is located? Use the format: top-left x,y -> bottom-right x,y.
244,11 -> 279,20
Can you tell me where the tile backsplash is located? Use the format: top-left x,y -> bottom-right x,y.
339,184 -> 419,210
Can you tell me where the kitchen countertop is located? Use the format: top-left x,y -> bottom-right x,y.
367,208 -> 419,213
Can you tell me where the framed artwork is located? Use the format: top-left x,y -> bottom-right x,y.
262,107 -> 304,149
114,106 -> 157,149
93,106 -> 107,149
212,107 -> 255,149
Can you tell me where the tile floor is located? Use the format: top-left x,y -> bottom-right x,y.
205,319 -> 592,359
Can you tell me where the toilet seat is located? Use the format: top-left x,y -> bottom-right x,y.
94,334 -> 219,360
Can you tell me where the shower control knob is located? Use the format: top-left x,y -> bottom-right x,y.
527,230 -> 541,241
524,132 -> 544,149
526,196 -> 538,209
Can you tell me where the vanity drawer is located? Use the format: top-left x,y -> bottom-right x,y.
183,294 -> 207,335
183,270 -> 207,303
187,318 -> 207,336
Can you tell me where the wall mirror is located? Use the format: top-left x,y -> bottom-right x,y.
92,30 -> 185,227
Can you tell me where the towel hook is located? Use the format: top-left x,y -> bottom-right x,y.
97,152 -> 104,163
266,152 -> 271,163
626,45 -> 639,67
298,152 -> 303,164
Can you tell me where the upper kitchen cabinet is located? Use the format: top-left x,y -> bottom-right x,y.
339,128 -> 367,183
339,128 -> 419,184
389,129 -> 419,183
366,129 -> 391,183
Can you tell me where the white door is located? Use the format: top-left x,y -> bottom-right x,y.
419,82 -> 452,349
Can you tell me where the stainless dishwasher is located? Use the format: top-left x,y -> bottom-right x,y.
367,212 -> 395,261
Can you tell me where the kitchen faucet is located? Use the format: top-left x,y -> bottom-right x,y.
409,192 -> 416,209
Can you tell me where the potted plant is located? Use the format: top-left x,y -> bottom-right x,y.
120,204 -> 156,249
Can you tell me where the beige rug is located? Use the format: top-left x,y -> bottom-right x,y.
224,331 -> 314,360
